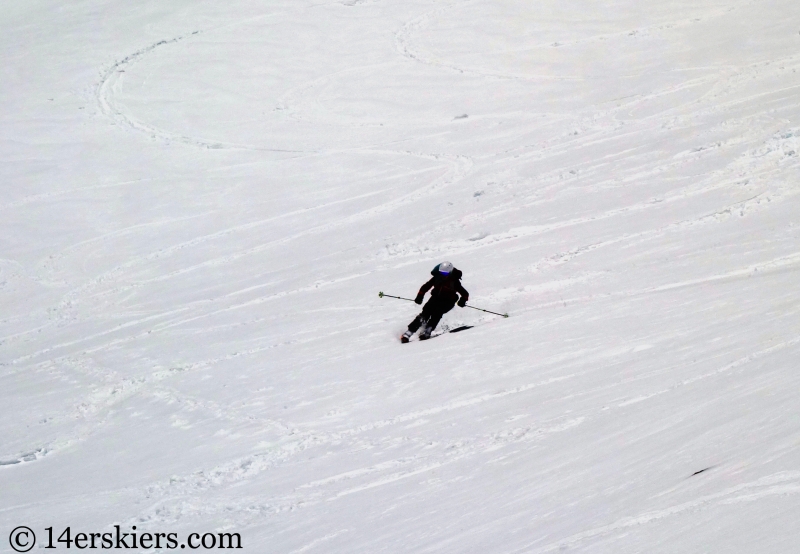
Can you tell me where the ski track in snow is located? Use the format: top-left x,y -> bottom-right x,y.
522,471 -> 800,553
21,116 -> 797,363
395,2 -> 737,82
79,327 -> 796,527
126,415 -> 588,526
78,1 -> 800,350
116,329 -> 800,528
15,22 -> 800,435
95,28 -> 310,153
15,149 -> 471,357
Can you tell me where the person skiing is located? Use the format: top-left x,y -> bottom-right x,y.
401,261 -> 469,342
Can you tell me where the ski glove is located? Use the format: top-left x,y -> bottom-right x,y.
457,297 -> 467,307
414,294 -> 424,305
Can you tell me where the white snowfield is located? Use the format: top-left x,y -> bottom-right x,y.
2,0 -> 800,552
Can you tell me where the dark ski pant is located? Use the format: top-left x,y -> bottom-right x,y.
408,297 -> 455,335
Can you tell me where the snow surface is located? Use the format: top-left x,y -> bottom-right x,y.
2,0 -> 800,552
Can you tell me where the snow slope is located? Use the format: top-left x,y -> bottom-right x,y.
2,0 -> 800,552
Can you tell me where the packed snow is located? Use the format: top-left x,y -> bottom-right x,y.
2,0 -> 800,552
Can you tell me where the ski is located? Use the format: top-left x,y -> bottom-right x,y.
400,325 -> 474,343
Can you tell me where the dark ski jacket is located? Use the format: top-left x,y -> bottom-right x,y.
417,265 -> 469,306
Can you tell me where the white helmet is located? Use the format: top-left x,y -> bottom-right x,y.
438,261 -> 454,275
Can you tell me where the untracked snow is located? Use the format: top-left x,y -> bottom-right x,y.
2,0 -> 800,552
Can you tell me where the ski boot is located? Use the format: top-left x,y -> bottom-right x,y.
418,326 -> 433,341
400,330 -> 413,343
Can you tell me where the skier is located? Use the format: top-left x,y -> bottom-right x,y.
401,261 -> 469,342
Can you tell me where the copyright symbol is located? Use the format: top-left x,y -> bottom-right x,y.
9,527 -> 35,553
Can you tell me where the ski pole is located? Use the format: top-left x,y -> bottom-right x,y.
380,292 -> 508,318
378,291 -> 416,302
464,304 -> 509,318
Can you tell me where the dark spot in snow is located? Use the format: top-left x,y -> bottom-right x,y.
691,466 -> 715,477
454,114 -> 468,120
